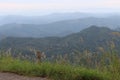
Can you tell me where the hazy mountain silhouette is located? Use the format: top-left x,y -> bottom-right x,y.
0,12 -> 118,25
0,12 -> 94,25
0,16 -> 120,37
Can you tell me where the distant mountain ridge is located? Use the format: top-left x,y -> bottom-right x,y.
1,26 -> 120,56
0,12 -> 94,25
0,16 -> 120,38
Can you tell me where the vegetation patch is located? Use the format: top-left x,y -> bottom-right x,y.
0,55 -> 110,80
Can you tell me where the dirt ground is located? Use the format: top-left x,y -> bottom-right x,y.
0,72 -> 48,80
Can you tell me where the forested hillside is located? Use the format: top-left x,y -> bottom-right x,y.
0,26 -> 120,57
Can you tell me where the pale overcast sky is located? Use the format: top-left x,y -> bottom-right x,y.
0,0 -> 120,15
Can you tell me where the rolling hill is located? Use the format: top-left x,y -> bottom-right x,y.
0,26 -> 120,57
0,16 -> 120,38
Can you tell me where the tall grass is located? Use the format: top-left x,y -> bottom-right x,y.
49,49 -> 120,80
0,52 -> 110,80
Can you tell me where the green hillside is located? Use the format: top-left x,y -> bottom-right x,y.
0,26 -> 120,57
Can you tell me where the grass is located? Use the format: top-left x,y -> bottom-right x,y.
0,55 -> 110,80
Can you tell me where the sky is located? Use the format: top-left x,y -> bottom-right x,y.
0,0 -> 120,16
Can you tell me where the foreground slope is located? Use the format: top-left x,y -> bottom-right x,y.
0,56 -> 110,80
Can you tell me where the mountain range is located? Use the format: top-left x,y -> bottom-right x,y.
0,16 -> 120,38
1,12 -> 118,25
0,12 -> 95,25
1,26 -> 120,57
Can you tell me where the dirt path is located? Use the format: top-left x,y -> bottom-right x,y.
0,72 -> 48,80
